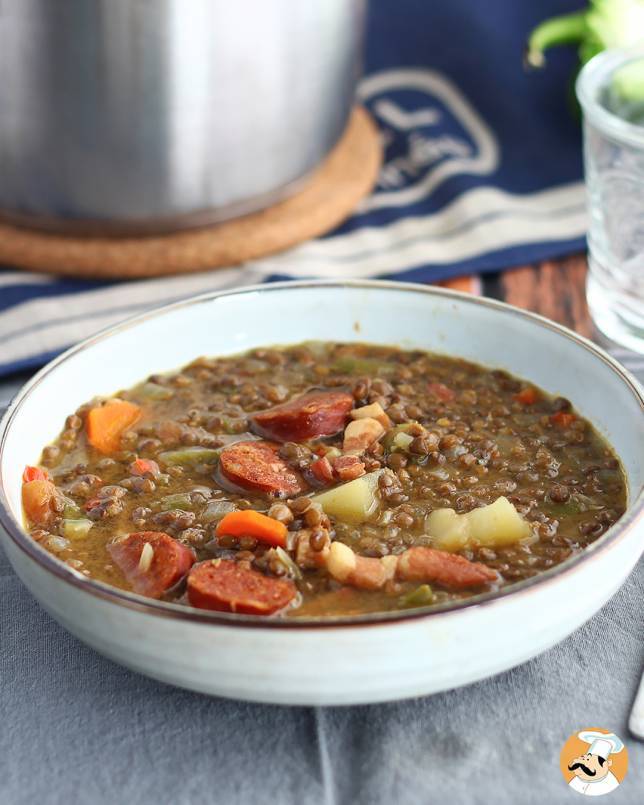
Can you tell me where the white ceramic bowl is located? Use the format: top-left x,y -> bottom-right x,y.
1,281 -> 642,705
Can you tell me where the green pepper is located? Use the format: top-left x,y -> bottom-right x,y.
525,10 -> 589,69
330,357 -> 396,376
61,518 -> 93,539
159,492 -> 195,510
526,1 -> 644,107
398,584 -> 434,609
201,500 -> 238,523
62,499 -> 82,519
133,381 -> 174,401
542,501 -> 582,518
158,447 -> 221,466
383,424 -> 417,452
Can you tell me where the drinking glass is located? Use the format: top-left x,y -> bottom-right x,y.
577,48 -> 644,353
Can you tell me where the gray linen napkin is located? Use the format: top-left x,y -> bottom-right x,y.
1,539 -> 641,804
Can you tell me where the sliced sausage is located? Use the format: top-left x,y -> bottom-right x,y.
187,559 -> 297,615
219,440 -> 305,496
108,531 -> 195,599
251,390 -> 353,442
397,546 -> 497,589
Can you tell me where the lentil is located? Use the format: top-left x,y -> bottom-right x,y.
23,341 -> 626,618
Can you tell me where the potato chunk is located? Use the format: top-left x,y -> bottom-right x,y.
313,470 -> 383,524
326,541 -> 357,582
350,402 -> 392,430
426,496 -> 530,551
466,496 -> 531,546
425,508 -> 470,552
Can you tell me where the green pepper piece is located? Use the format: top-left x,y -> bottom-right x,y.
158,447 -> 221,466
62,499 -> 82,519
383,424 -> 418,452
398,584 -> 434,609
135,382 -> 174,401
330,357 -> 396,376
159,492 -> 195,510
543,501 -> 582,518
61,518 -> 93,539
201,500 -> 238,523
525,10 -> 588,69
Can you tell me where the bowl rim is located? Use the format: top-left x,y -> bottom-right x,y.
1,278 -> 642,630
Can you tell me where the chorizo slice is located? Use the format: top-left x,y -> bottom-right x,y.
219,440 -> 305,496
397,546 -> 497,589
187,559 -> 297,615
108,531 -> 195,599
251,390 -> 353,442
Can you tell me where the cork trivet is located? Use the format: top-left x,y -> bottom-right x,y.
0,106 -> 381,279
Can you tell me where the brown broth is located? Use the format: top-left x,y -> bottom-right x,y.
24,342 -> 627,617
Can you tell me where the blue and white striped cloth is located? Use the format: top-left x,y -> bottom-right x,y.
0,0 -> 590,376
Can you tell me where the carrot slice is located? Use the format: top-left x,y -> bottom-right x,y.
22,479 -> 58,528
216,510 -> 288,548
551,411 -> 576,428
514,387 -> 538,405
22,465 -> 50,483
86,399 -> 141,455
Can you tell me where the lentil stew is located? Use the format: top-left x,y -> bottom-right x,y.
21,342 -> 627,618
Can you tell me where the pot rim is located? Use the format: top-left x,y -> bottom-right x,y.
1,279 -> 643,630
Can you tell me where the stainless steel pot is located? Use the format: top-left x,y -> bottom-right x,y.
0,0 -> 365,234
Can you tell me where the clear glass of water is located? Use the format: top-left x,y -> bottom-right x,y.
577,48 -> 644,353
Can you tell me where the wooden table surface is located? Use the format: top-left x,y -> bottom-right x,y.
442,254 -> 643,382
489,254 -> 593,338
439,253 -> 593,338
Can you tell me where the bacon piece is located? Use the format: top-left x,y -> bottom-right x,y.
397,547 -> 497,589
